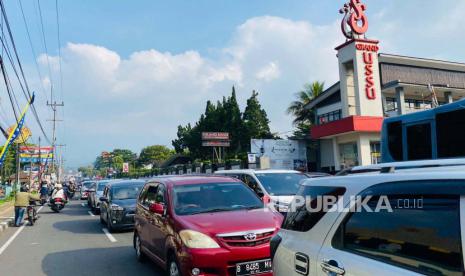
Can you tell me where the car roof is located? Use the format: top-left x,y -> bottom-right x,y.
301,170 -> 465,196
215,169 -> 302,174
147,175 -> 241,186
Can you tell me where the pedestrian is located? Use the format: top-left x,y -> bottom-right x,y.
14,186 -> 40,227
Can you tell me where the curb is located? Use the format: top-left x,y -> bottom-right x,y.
0,218 -> 13,232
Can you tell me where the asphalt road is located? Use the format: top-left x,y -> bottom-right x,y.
0,197 -> 164,276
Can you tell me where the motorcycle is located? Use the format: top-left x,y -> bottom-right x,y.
49,197 -> 66,213
40,194 -> 47,206
27,201 -> 39,226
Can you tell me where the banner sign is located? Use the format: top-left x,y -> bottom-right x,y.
20,158 -> 53,163
201,132 -> 229,141
122,162 -> 129,173
202,141 -> 230,147
20,146 -> 53,154
0,94 -> 35,167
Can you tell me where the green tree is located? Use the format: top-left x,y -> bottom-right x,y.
138,145 -> 174,167
78,166 -> 95,177
241,90 -> 273,150
287,81 -> 325,138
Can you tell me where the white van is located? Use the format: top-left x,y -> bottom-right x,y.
215,169 -> 310,211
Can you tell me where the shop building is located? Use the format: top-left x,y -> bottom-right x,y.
307,0 -> 465,172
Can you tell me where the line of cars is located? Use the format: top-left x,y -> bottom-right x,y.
79,170 -> 310,276
79,161 -> 464,276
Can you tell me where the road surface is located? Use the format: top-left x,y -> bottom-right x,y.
0,199 -> 164,276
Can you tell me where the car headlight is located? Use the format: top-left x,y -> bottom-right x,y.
179,230 -> 220,249
111,204 -> 124,211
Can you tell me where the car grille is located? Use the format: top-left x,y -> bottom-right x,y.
218,229 -> 275,247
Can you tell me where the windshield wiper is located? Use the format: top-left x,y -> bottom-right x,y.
188,208 -> 233,215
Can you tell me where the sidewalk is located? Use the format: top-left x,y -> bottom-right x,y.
0,200 -> 14,231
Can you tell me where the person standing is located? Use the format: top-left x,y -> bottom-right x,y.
14,186 -> 40,227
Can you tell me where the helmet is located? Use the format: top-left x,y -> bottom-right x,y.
20,186 -> 27,192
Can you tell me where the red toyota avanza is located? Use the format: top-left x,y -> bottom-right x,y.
133,175 -> 283,276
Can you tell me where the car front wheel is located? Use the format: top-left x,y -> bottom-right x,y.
134,232 -> 146,262
168,256 -> 181,276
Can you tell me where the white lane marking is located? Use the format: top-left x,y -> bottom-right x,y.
102,228 -> 117,243
88,211 -> 95,217
0,225 -> 25,255
81,203 -> 85,207
0,205 -> 44,255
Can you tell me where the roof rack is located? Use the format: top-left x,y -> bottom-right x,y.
351,158 -> 465,174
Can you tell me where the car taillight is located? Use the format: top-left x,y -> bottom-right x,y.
55,198 -> 62,202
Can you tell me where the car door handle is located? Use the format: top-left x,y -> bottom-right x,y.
321,259 -> 345,275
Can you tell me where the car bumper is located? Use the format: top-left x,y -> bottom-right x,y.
110,212 -> 135,228
178,245 -> 273,276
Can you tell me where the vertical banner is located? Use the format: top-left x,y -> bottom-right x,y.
122,162 -> 129,173
0,94 -> 35,167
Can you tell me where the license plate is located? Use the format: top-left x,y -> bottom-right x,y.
236,259 -> 272,276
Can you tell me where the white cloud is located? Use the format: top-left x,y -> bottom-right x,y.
36,15 -> 342,166
256,62 -> 280,82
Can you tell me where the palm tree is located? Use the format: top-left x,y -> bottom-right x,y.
287,81 -> 325,126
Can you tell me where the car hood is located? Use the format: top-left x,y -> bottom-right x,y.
112,199 -> 136,209
179,208 -> 282,237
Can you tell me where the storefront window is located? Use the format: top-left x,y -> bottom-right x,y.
370,141 -> 381,164
385,97 -> 397,112
339,143 -> 358,169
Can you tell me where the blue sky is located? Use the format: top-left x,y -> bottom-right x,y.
2,0 -> 465,167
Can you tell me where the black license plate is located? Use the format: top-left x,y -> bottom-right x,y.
236,259 -> 272,276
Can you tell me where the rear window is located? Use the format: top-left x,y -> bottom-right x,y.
407,123 -> 432,160
387,121 -> 403,161
282,186 -> 346,232
436,108 -> 465,158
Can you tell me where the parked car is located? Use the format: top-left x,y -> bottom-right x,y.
134,175 -> 283,276
215,169 -> 309,211
100,180 -> 145,232
272,159 -> 465,276
80,181 -> 96,200
88,180 -> 114,212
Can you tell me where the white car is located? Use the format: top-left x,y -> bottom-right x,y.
272,159 -> 465,276
215,169 -> 310,211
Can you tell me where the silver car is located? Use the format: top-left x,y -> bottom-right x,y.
89,180 -> 115,213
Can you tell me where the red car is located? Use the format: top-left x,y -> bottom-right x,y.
133,175 -> 283,276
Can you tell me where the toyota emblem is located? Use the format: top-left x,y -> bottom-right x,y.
244,233 -> 257,241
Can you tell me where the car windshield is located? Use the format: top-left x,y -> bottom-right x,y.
83,182 -> 95,189
255,173 -> 308,196
172,182 -> 263,215
97,182 -> 109,191
111,184 -> 144,200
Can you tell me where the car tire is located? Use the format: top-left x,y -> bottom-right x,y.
167,254 -> 182,276
107,214 -> 114,233
134,232 -> 146,263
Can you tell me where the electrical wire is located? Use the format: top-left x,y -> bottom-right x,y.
0,0 -> 52,144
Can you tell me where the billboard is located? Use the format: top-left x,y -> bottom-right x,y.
122,162 -> 129,173
250,139 -> 307,171
202,141 -> 230,147
19,146 -> 53,163
201,132 -> 229,141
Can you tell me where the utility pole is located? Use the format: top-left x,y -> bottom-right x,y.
47,101 -> 64,178
55,144 -> 66,183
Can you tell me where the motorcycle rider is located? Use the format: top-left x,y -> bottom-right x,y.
39,182 -> 49,205
51,183 -> 67,203
14,186 -> 40,227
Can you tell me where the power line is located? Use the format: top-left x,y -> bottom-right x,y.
0,0 -> 51,144
18,0 -> 47,96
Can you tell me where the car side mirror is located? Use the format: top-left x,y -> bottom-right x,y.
262,195 -> 271,204
99,196 -> 108,202
149,203 -> 165,215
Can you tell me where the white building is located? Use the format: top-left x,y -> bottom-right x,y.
306,1 -> 465,173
